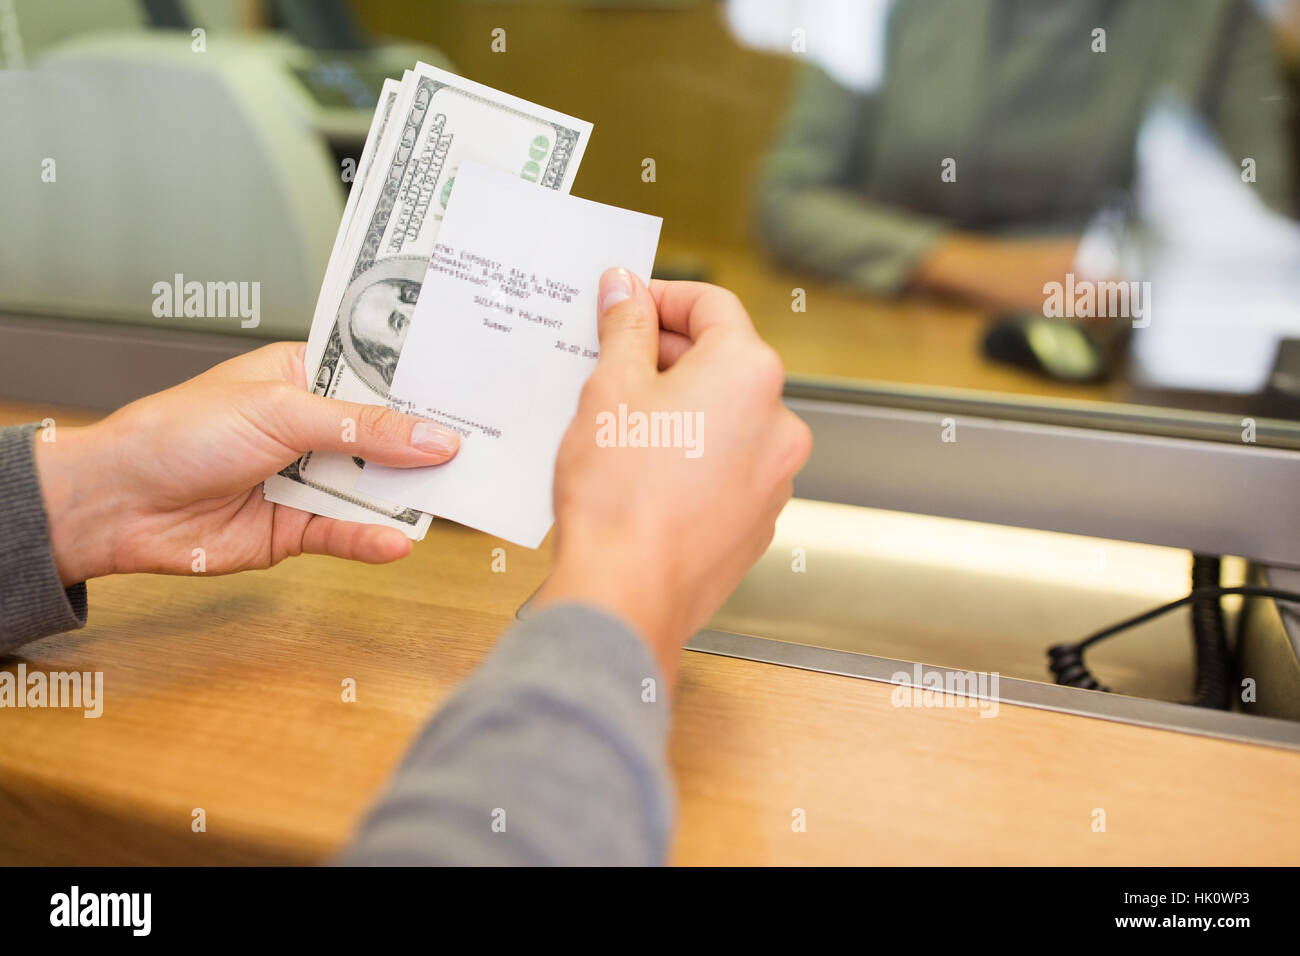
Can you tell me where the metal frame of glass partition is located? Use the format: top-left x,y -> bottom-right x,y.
781,377 -> 1300,569
675,376 -> 1300,752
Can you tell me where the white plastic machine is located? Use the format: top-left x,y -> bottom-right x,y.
0,0 -> 450,405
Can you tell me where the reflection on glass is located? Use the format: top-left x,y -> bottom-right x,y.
744,0 -> 1298,410
3,0 -> 1299,425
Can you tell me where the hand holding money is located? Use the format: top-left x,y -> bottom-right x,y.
263,63 -> 593,539
33,342 -> 460,586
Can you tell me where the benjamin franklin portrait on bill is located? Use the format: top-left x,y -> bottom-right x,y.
337,256 -> 427,398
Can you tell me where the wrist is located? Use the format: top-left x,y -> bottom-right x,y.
33,421 -> 129,585
914,234 -> 985,290
535,541 -> 682,684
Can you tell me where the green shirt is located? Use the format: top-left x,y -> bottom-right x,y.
757,0 -> 1294,296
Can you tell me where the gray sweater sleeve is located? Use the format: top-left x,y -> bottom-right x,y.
2,422 -> 673,865
338,604 -> 675,866
0,424 -> 88,653
756,64 -> 949,297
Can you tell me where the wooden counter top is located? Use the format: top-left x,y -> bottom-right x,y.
2,259 -> 1296,864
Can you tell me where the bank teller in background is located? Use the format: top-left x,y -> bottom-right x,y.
757,0 -> 1295,313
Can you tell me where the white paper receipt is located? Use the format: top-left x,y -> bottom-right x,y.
357,161 -> 662,547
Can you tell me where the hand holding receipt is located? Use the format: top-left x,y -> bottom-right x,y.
358,162 -> 663,546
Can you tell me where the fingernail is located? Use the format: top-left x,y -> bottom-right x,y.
411,421 -> 460,455
598,267 -> 634,314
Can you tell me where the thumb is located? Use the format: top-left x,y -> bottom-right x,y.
264,386 -> 461,467
596,267 -> 659,379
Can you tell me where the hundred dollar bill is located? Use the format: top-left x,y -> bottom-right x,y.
264,63 -> 592,535
263,75 -> 408,526
303,75 -> 404,379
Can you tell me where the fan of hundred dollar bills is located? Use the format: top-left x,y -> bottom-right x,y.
262,62 -> 592,539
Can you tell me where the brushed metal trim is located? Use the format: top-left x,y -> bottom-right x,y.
1265,565 -> 1300,662
0,312 -> 257,411
784,375 -> 1300,449
518,588 -> 1300,750
685,628 -> 1300,752
786,396 -> 1300,569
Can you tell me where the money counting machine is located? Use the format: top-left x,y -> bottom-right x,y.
0,0 -> 448,408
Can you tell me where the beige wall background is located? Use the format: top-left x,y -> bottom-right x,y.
355,0 -> 797,249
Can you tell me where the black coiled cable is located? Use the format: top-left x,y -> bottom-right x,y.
1189,555 -> 1232,709
1047,643 -> 1109,692
1048,578 -> 1300,706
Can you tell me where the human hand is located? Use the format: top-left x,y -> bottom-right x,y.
34,342 -> 460,585
915,234 -> 1081,313
534,270 -> 812,685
